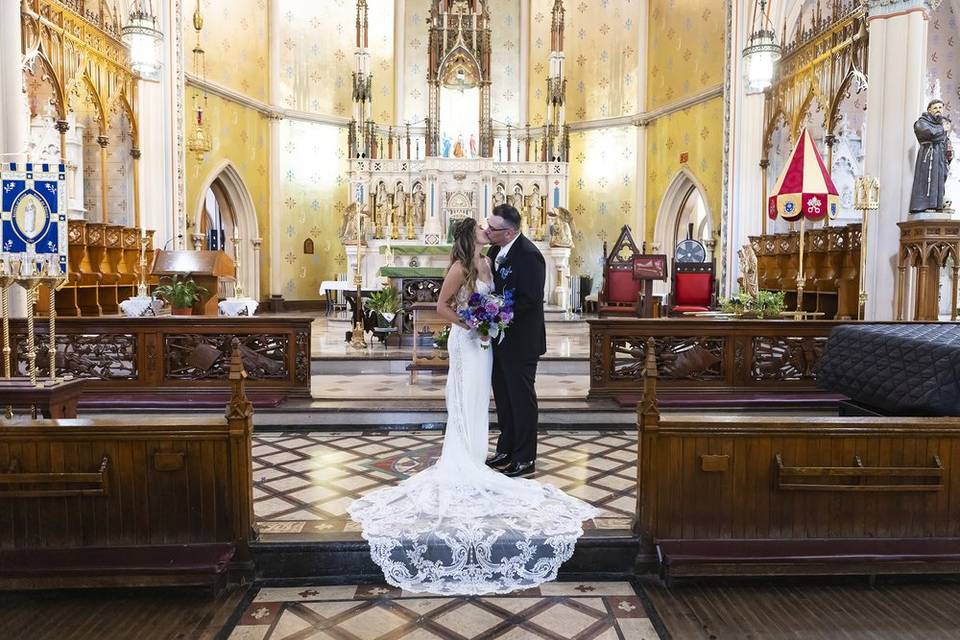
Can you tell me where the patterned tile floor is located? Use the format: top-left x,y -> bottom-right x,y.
253,431 -> 637,541
228,582 -> 660,640
310,374 -> 590,401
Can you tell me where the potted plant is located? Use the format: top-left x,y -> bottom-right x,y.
154,273 -> 209,315
364,286 -> 402,328
720,290 -> 786,319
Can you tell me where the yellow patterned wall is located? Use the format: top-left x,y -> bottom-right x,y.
277,120 -> 348,300
184,93 -> 271,296
645,0 -> 726,245
647,0 -> 724,109
185,0 -> 268,102
644,98 -> 724,240
529,0 -> 639,125
568,126 -> 637,281
277,0 -> 394,121
403,0 -> 431,123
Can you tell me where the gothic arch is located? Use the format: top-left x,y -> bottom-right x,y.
66,71 -> 107,135
23,47 -> 66,121
193,161 -> 262,301
653,167 -> 715,291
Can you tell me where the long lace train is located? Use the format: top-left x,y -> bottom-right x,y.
348,281 -> 597,595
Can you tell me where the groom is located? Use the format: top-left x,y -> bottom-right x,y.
484,203 -> 546,478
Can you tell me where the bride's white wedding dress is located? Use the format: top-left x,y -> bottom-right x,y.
348,280 -> 598,595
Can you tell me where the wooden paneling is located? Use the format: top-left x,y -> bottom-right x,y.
8,315 -> 312,400
588,317 -> 843,398
0,342 -> 256,585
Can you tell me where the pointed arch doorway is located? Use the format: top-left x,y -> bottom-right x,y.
652,169 -> 715,295
193,162 -> 261,301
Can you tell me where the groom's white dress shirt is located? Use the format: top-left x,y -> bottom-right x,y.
495,234 -> 520,266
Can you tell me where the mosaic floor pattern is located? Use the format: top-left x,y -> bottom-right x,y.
253,431 -> 637,541
228,582 -> 660,640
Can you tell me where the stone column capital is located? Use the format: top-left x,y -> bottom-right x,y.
96,135 -> 109,148
54,120 -> 70,134
866,0 -> 939,20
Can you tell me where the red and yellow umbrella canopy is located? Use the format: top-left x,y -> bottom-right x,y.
768,128 -> 840,222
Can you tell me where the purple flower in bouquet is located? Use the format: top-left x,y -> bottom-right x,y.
458,289 -> 515,349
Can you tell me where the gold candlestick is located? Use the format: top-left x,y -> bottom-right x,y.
137,227 -> 149,298
39,256 -> 66,384
854,176 -> 880,321
0,257 -> 13,379
232,226 -> 244,298
19,258 -> 42,388
350,205 -> 367,349
405,201 -> 416,240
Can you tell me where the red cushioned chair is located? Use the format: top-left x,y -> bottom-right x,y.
598,225 -> 643,317
667,261 -> 716,315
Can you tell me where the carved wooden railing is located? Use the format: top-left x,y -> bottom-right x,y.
8,315 -> 312,400
588,317 -> 847,399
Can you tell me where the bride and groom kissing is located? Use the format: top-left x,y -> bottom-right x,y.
349,203 -> 596,596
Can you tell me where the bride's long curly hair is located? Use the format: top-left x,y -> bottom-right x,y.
449,217 -> 479,295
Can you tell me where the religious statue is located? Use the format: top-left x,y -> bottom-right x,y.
442,133 -> 452,158
453,135 -> 465,158
737,244 -> 759,297
548,207 -> 574,248
338,203 -> 368,244
373,182 -> 389,238
393,183 -> 406,240
411,182 -> 426,228
469,133 -> 477,158
492,183 -> 506,208
509,184 -> 523,209
910,99 -> 954,213
528,184 -> 544,240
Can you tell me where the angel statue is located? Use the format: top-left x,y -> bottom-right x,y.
737,244 -> 759,297
548,207 -> 575,248
338,203 -> 368,245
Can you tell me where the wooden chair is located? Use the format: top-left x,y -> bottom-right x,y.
598,225 -> 643,317
667,261 -> 716,315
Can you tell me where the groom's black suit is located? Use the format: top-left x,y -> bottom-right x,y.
488,234 -> 546,464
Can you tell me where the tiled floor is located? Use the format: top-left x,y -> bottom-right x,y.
228,582 -> 660,639
311,374 -> 590,400
311,317 -> 591,360
253,431 -> 637,540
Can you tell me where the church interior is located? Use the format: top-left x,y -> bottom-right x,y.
2,0 -> 960,638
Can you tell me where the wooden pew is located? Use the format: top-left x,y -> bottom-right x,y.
0,340 -> 255,591
634,339 -> 960,581
70,221 -> 101,316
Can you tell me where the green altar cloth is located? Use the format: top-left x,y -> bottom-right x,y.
378,266 -> 446,278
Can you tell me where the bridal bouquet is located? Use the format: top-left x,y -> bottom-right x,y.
459,289 -> 514,349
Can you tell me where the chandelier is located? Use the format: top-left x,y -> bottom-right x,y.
121,0 -> 163,80
742,0 -> 781,93
186,0 -> 212,157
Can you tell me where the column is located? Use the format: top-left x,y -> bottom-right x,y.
635,0 -> 649,243
97,135 -> 109,223
268,0 -> 283,304
394,0 -> 405,123
138,56 -> 176,245
1,0 -> 29,317
519,0 -> 530,124
863,0 -> 934,320
131,148 -> 142,229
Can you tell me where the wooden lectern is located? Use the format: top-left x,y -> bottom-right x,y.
152,250 -> 235,315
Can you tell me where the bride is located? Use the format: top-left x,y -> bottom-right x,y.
348,217 -> 598,596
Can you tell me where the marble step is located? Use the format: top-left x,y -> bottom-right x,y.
251,531 -> 642,582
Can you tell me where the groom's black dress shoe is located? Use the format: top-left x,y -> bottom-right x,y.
485,452 -> 512,469
503,461 -> 536,478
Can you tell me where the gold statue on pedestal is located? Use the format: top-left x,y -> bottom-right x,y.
373,182 -> 388,239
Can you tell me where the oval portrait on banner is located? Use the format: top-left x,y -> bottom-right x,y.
12,191 -> 50,242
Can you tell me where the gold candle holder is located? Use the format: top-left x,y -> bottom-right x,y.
137,228 -> 149,298
854,176 -> 880,321
0,257 -> 14,379
19,257 -> 42,388
39,256 -> 66,384
351,206 -> 367,350
232,226 -> 244,298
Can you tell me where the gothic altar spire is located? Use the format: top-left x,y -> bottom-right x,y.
349,0 -> 374,159
551,0 -> 565,52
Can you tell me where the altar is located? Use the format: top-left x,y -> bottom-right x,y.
339,0 -> 574,309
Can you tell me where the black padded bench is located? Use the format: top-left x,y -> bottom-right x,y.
656,539 -> 960,583
0,543 -> 236,593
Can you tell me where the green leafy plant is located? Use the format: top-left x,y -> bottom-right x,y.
720,290 -> 786,319
153,274 -> 209,312
364,286 -> 402,327
433,325 -> 451,349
